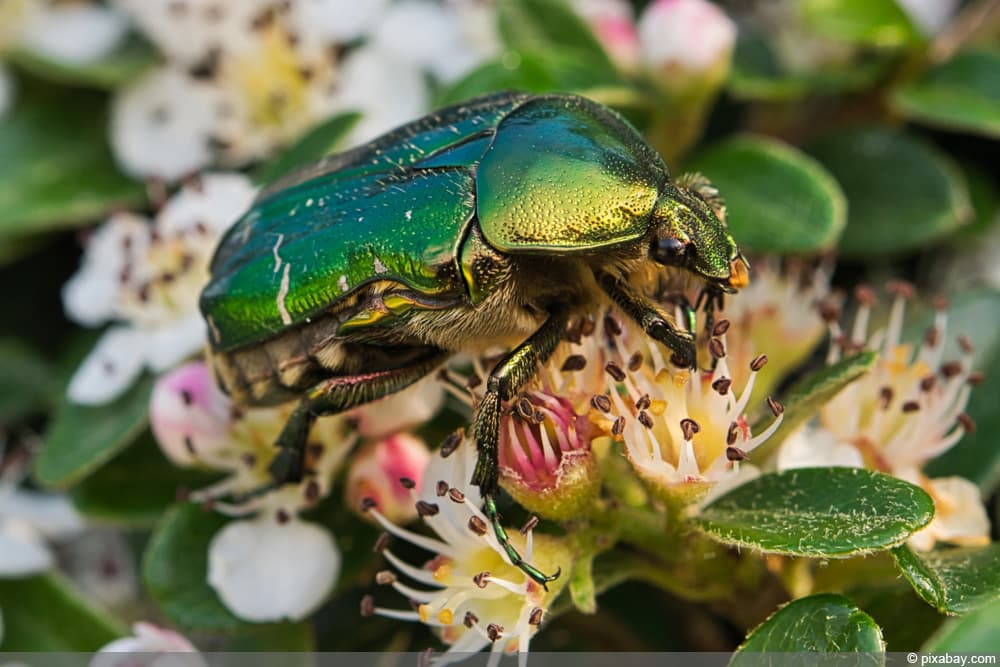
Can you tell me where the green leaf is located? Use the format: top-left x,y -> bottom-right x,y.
801,0 -> 921,47
808,126 -> 972,256
8,36 -> 157,89
0,338 -> 56,423
143,503 -> 246,631
695,468 -> 935,557
497,0 -> 615,76
924,596 -> 1000,652
436,50 -> 619,106
71,434 -> 220,527
569,551 -> 598,614
845,580 -> 945,652
34,374 -> 154,488
752,351 -> 877,460
253,112 -> 361,185
223,622 -> 315,652
685,135 -> 847,254
0,91 -> 144,237
893,48 -> 1000,139
733,593 -> 883,658
923,290 -> 1000,493
728,30 -> 894,101
0,573 -> 124,650
893,543 -> 1000,614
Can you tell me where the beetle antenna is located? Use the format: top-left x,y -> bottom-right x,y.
481,494 -> 561,590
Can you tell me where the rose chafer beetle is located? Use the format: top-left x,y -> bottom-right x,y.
200,91 -> 749,587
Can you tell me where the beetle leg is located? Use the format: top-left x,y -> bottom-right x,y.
596,271 -> 696,368
266,349 -> 449,486
472,307 -> 570,589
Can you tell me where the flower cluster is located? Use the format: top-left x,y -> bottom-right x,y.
778,282 -> 989,550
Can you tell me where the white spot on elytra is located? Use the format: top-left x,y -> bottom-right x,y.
306,198 -> 314,207
373,257 -> 387,274
338,275 -> 349,292
405,209 -> 412,221
277,263 -> 292,325
271,233 -> 284,274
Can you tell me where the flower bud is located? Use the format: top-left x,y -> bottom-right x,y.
345,433 -> 431,524
571,0 -> 641,72
149,361 -> 231,466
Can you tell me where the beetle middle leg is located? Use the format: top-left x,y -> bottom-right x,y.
266,348 -> 450,486
596,271 -> 696,368
472,306 -> 570,589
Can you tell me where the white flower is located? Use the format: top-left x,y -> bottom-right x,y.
208,515 -> 339,622
0,454 -> 85,577
92,622 -> 203,667
776,283 -> 988,550
288,0 -> 390,44
111,68 -> 226,181
63,173 -> 256,404
638,0 -> 736,74
61,530 -> 139,611
364,441 -> 571,661
896,0 -> 959,35
18,3 -> 128,64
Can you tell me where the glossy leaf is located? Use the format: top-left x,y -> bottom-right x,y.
923,290 -> 1000,493
893,543 -> 1000,614
142,503 -> 245,631
497,0 -> 615,76
0,92 -> 144,237
0,573 -> 124,650
846,580 -> 945,652
801,0 -> 921,47
253,112 -> 361,185
8,37 -> 157,89
893,49 -> 1000,139
732,593 -> 883,657
751,351 -> 877,461
71,434 -> 220,527
924,596 -> 1000,652
808,127 -> 972,256
0,337 -> 56,423
34,375 -> 154,488
686,135 -> 846,254
695,468 -> 934,557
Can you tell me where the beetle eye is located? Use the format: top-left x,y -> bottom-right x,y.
653,237 -> 693,267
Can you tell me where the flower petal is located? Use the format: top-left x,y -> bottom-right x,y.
144,315 -> 205,372
776,427 -> 864,471
0,520 -> 53,576
67,326 -> 146,405
156,173 -> 257,236
351,377 -> 444,439
0,489 -> 85,540
208,517 -> 339,622
19,4 -> 128,64
150,361 -> 232,466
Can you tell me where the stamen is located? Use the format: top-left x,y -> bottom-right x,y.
520,515 -> 539,535
436,480 -> 449,497
708,339 -> 725,359
367,508 -> 453,556
415,501 -> 439,517
561,355 -> 587,372
468,516 -> 488,536
360,595 -> 375,617
680,418 -> 700,440
375,570 -> 396,585
591,394 -> 612,413
440,430 -> 463,458
712,319 -> 731,336
750,354 -> 768,372
605,362 -> 626,382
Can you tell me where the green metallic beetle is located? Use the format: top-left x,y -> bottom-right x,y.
200,91 -> 749,586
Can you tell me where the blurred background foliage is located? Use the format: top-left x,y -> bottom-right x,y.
1,0 -> 999,656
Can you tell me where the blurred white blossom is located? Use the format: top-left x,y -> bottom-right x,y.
638,0 -> 736,83
92,622 -> 203,667
1,0 -> 126,63
63,173 -> 256,404
896,0 -> 959,35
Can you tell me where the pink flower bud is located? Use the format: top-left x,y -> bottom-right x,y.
571,0 -> 641,71
149,361 -> 231,466
345,433 -> 431,524
638,0 -> 735,90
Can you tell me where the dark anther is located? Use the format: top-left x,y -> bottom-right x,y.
627,352 -> 644,372
448,488 -> 466,503
533,409 -> 546,423
360,594 -> 375,617
919,376 -> 937,392
473,571 -> 490,588
967,372 -> 985,386
712,319 -> 731,337
466,374 -> 483,390
561,355 -> 587,372
638,411 -> 654,429
591,394 -> 612,413
520,515 -> 540,535
669,352 -> 689,368
276,509 -> 290,524
959,335 -> 975,355
604,314 -> 622,337
605,362 -> 626,382
767,396 -> 785,417
726,446 -> 748,462
680,418 -> 700,440
436,480 -> 449,497
304,480 -> 320,503
580,318 -> 596,337
464,611 -> 479,628
529,608 -> 544,626
360,497 -> 377,512
750,354 -> 769,372
516,397 -> 534,420
486,623 -> 503,642
940,361 -> 964,378
468,516 -> 487,535
183,436 -> 196,455
708,338 -> 726,359
635,394 -> 651,411
415,501 -> 439,517
180,389 -> 194,406
854,284 -> 877,306
817,298 -> 841,323
727,421 -> 739,445
399,477 -> 416,490
957,413 -> 976,434
375,570 -> 396,585
902,400 -> 921,413
611,416 -> 626,436
440,429 -> 464,457
712,377 -> 731,395
373,532 -> 391,553
880,386 -> 894,409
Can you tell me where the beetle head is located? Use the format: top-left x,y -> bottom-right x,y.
649,175 -> 748,293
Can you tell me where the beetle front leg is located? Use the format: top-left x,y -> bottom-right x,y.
472,307 -> 569,589
597,271 -> 696,368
